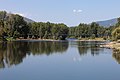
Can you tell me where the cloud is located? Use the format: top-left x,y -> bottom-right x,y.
73,9 -> 77,13
78,9 -> 82,13
73,9 -> 82,13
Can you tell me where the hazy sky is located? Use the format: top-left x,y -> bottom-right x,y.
0,0 -> 120,26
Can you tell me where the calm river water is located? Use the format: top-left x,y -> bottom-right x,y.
0,40 -> 120,80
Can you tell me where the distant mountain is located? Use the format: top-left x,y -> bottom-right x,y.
24,17 -> 35,23
96,18 -> 118,28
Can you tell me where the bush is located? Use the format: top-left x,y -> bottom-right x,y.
112,27 -> 120,41
91,34 -> 95,39
6,37 -> 14,41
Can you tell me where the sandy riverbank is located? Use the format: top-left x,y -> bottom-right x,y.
75,40 -> 106,42
101,41 -> 120,50
74,38 -> 107,42
16,38 -> 59,41
16,38 -> 107,42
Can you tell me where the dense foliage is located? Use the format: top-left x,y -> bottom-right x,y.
0,11 -> 119,41
0,11 -> 69,40
0,11 -> 29,40
111,18 -> 120,41
69,23 -> 110,39
28,22 -> 69,40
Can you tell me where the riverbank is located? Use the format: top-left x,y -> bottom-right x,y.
0,38 -> 107,42
16,38 -> 60,41
75,38 -> 107,42
101,41 -> 120,50
16,38 -> 107,42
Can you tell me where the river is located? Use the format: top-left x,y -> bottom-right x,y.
0,40 -> 120,80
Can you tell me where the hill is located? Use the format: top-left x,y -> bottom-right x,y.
24,17 -> 35,23
96,18 -> 118,28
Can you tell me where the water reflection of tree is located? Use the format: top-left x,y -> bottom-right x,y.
112,49 -> 120,64
0,42 -> 29,68
77,41 -> 103,56
30,41 -> 68,55
77,41 -> 88,56
0,41 -> 68,69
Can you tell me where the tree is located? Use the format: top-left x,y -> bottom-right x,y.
0,11 -> 7,21
116,17 -> 120,27
112,27 -> 120,41
90,22 -> 99,37
68,27 -> 76,38
58,23 -> 69,40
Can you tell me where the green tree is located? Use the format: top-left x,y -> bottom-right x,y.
90,22 -> 99,37
112,27 -> 120,41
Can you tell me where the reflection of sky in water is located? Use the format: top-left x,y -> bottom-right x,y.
0,41 -> 120,80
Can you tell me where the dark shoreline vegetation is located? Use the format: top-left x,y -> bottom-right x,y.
0,11 -> 120,41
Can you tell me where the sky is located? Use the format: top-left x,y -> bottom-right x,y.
0,0 -> 120,26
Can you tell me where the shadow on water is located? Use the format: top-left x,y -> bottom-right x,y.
0,41 -> 69,69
